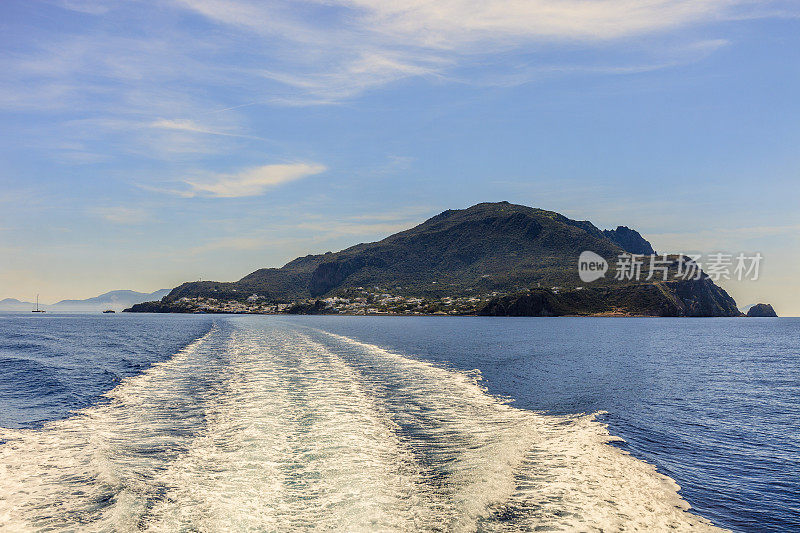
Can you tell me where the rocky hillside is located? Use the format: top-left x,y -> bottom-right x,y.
479,278 -> 741,317
163,202 -> 653,302
130,201 -> 742,317
602,226 -> 656,255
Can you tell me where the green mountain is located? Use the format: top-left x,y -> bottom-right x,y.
131,202 -> 741,316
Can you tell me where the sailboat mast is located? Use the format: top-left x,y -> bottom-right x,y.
32,293 -> 45,312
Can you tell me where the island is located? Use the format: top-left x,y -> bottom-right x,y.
126,202 -> 744,317
746,303 -> 778,317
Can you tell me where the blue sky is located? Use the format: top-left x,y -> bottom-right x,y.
1,0 -> 799,314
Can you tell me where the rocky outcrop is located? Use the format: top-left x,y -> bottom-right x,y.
746,303 -> 778,317
477,289 -> 569,317
124,300 -> 196,313
479,278 -> 742,317
602,226 -> 656,255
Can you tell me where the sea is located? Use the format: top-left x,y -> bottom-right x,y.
0,313 -> 797,531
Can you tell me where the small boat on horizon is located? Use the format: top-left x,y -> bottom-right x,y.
103,309 -> 116,313
32,294 -> 46,313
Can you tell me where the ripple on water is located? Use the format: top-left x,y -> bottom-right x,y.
0,320 -> 724,532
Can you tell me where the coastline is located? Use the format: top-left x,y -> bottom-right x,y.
121,309 -> 751,318
124,278 -> 746,318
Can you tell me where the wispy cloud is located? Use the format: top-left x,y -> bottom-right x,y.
257,51 -> 445,103
190,236 -> 298,254
648,224 -> 800,252
181,162 -> 327,198
172,0 -> 788,102
295,221 -> 415,238
53,0 -> 110,15
4,0 -> 794,117
176,0 -> 749,45
345,205 -> 435,222
91,207 -> 150,224
0,0 -> 794,179
149,118 -> 268,141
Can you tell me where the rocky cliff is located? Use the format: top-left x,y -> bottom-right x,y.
602,226 -> 656,255
746,303 -> 778,317
479,278 -> 742,317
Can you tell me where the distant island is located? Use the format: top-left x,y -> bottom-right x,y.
746,303 -> 778,317
0,289 -> 170,313
124,202 -> 763,317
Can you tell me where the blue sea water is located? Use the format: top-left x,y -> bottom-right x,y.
0,313 -> 213,428
0,313 -> 797,531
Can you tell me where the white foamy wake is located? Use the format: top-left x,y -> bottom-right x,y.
0,319 -> 724,532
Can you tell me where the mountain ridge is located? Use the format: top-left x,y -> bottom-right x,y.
128,202 -> 742,317
0,289 -> 170,312
163,202 -> 639,303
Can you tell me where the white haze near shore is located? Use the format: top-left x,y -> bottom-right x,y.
0,289 -> 169,313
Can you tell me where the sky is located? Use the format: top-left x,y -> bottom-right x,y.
1,0 -> 799,315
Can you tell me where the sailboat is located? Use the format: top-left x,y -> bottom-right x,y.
32,294 -> 46,313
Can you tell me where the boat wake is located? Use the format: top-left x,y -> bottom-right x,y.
0,319 -> 722,531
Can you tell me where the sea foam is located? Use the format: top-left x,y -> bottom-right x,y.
0,319 -> 723,531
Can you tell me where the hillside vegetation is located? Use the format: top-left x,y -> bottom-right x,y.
128,202 -> 741,316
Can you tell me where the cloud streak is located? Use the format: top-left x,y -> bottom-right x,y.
172,0 -> 789,101
338,0 -> 740,44
149,118 -> 268,141
5,0 -> 794,116
91,207 -> 150,224
183,162 -> 327,198
0,0 -> 794,177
